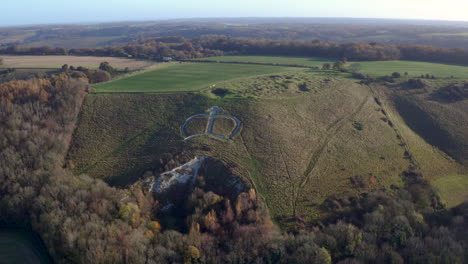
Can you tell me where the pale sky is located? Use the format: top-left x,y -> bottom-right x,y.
2,0 -> 468,26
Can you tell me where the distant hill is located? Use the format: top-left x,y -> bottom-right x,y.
3,18 -> 468,49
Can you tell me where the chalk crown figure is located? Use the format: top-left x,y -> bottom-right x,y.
181,106 -> 241,141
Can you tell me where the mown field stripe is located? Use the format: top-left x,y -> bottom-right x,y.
92,62 -> 304,93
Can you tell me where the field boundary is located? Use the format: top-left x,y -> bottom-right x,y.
0,67 -> 60,70
92,90 -> 201,95
182,59 -> 317,69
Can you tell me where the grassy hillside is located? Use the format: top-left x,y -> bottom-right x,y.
69,72 -> 468,225
69,58 -> 468,226
68,93 -> 216,186
201,55 -> 468,78
375,79 -> 468,207
92,62 -> 302,93
0,55 -> 154,70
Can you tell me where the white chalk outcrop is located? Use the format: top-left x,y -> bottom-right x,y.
151,156 -> 207,193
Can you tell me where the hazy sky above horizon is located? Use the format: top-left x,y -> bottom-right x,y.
2,0 -> 468,26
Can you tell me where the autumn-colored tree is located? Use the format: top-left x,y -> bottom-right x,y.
333,60 -> 346,70
119,203 -> 141,227
203,210 -> 220,232
184,246 -> 201,264
88,69 -> 112,84
99,61 -> 116,75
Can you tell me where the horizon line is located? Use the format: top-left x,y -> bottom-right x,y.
2,16 -> 468,28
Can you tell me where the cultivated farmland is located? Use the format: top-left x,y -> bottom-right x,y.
0,55 -> 154,70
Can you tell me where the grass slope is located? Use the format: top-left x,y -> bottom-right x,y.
375,79 -> 468,207
68,93 -> 217,186
92,62 -> 302,93
433,175 -> 468,207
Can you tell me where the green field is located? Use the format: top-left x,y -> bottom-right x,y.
93,62 -> 301,93
200,56 -> 468,78
200,55 -> 333,67
355,60 -> 468,78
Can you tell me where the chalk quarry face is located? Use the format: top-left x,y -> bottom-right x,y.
151,156 -> 208,194
147,156 -> 248,211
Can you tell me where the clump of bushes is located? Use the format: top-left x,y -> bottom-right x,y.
391,72 -> 401,78
61,63 -> 113,84
211,88 -> 230,96
406,78 -> 427,89
432,83 -> 468,102
298,83 -> 311,91
380,75 -> 395,83
353,121 -> 364,131
352,72 -> 367,79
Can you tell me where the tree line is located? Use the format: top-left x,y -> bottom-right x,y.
2,36 -> 468,66
193,35 -> 468,65
0,39 -> 222,61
